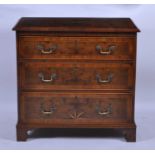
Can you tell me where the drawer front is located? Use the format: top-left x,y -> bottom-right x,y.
20,62 -> 134,90
20,93 -> 133,124
19,36 -> 136,60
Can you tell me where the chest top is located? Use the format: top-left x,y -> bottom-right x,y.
13,17 -> 140,33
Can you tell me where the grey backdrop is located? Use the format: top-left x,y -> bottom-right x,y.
0,4 -> 155,149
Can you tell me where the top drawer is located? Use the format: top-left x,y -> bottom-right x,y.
18,36 -> 136,60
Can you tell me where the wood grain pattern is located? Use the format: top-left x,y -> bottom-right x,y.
13,17 -> 139,142
18,36 -> 136,60
19,62 -> 134,91
20,93 -> 133,124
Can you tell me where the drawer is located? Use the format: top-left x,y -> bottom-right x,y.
20,92 -> 133,124
18,36 -> 136,60
20,62 -> 134,91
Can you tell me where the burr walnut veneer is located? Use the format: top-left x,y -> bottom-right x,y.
13,18 -> 140,141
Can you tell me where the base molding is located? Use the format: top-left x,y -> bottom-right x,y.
16,122 -> 136,142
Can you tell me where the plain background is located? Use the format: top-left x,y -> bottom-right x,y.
0,4 -> 155,149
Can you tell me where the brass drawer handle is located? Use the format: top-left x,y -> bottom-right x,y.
96,104 -> 112,116
37,44 -> 57,54
96,73 -> 113,84
41,108 -> 56,115
96,45 -> 116,55
38,73 -> 56,83
42,110 -> 54,115
41,103 -> 56,115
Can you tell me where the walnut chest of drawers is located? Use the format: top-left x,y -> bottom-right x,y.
13,17 -> 140,141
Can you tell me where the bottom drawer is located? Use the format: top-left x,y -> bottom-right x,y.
20,93 -> 133,124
